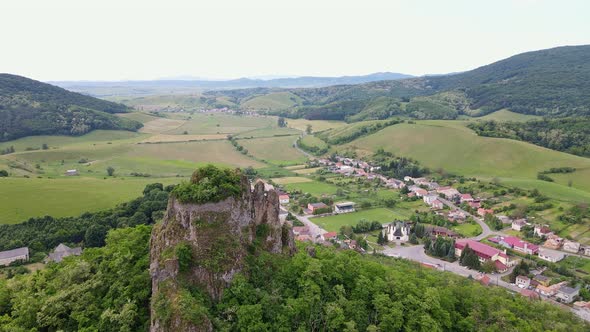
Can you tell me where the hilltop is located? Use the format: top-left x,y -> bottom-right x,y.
0,74 -> 141,141
202,45 -> 590,120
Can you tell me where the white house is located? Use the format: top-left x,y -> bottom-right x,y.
563,240 -> 581,253
556,286 -> 579,304
334,202 -> 355,214
423,194 -> 439,205
516,275 -> 530,288
278,194 -> 290,205
65,169 -> 79,176
0,247 -> 29,266
538,248 -> 565,263
512,219 -> 527,231
383,221 -> 411,242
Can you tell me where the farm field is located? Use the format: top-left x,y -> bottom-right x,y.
312,208 -> 404,232
341,121 -> 590,201
238,135 -> 307,165
287,118 -> 346,132
164,113 -> 276,135
240,92 -> 303,110
0,177 -> 178,224
473,109 -> 542,122
299,135 -> 329,151
117,112 -> 160,123
283,180 -> 340,197
271,177 -> 313,185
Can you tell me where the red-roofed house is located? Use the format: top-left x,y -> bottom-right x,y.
460,193 -> 474,203
455,239 -> 512,272
477,208 -> 494,217
495,236 -> 539,255
475,273 -> 491,286
308,202 -> 329,214
322,232 -> 338,241
279,194 -> 290,205
468,201 -> 482,209
520,289 -> 540,300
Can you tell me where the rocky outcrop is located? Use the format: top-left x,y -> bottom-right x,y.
150,175 -> 295,332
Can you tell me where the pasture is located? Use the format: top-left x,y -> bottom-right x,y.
240,92 -> 303,110
271,177 -> 313,185
238,135 -> 307,165
287,119 -> 346,133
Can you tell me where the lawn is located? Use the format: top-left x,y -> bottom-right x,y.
239,135 -> 308,166
0,177 -> 178,224
300,135 -> 329,151
452,222 -> 483,237
283,180 -> 340,197
271,177 -> 313,185
312,208 -> 405,232
287,119 -> 346,133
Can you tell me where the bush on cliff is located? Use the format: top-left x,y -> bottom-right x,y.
172,165 -> 242,204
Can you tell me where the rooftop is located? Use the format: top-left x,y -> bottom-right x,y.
0,247 -> 29,260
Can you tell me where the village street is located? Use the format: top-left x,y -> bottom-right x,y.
295,214 -> 327,240
436,196 -> 494,240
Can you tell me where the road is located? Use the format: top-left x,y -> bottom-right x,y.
295,214 -> 327,241
437,197 -> 494,240
293,134 -> 313,159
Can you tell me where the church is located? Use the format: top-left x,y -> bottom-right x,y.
383,221 -> 411,242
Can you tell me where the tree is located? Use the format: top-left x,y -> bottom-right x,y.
306,124 -> 312,134
481,260 -> 497,273
0,170 -> 7,177
277,117 -> 287,127
85,224 -> 109,247
409,233 -> 418,244
41,143 -> 48,150
459,245 -> 481,270
107,166 -> 115,176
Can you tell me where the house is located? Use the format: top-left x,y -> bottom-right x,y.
0,247 -> 29,266
344,239 -> 358,250
468,201 -> 482,209
516,275 -> 531,288
423,194 -> 438,205
543,236 -> 563,250
493,236 -> 539,255
534,224 -> 552,238
584,247 -> 590,256
512,219 -> 527,231
385,178 -> 405,189
556,286 -> 579,304
295,234 -> 313,242
477,208 -> 494,217
536,284 -> 557,297
46,243 -> 82,263
408,186 -> 428,197
563,240 -> 581,253
574,301 -> 590,311
454,239 -> 512,272
278,194 -> 290,205
322,232 -> 338,241
425,226 -> 458,238
533,275 -> 551,287
65,169 -> 78,176
334,202 -> 355,214
431,199 -> 444,210
307,202 -> 329,214
447,210 -> 466,222
292,226 -> 310,236
475,273 -> 491,286
383,221 -> 411,242
460,194 -> 474,203
497,215 -> 513,225
436,186 -> 460,199
538,248 -> 565,263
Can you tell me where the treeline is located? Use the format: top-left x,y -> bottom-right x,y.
468,118 -> 590,157
0,183 -> 170,257
318,119 -> 401,145
372,149 -> 429,179
296,137 -> 329,155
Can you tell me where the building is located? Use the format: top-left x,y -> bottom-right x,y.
334,202 -> 355,214
584,247 -> 590,256
460,193 -> 474,203
534,224 -> 552,238
477,208 -> 494,217
491,236 -> 539,255
556,286 -> 579,304
520,289 -> 540,300
475,273 -> 491,286
307,202 -> 329,214
292,226 -> 310,236
436,186 -> 460,199
65,169 -> 78,176
423,194 -> 439,205
563,240 -> 581,253
425,226 -> 458,238
447,210 -> 466,222
385,179 -> 405,189
533,275 -> 551,287
278,194 -> 290,205
322,232 -> 338,241
468,201 -> 482,209
536,284 -> 557,297
454,239 -> 512,272
383,221 -> 411,242
512,219 -> 527,231
538,248 -> 565,263
431,199 -> 444,210
46,243 -> 82,263
497,215 -> 513,225
408,186 -> 428,197
516,275 -> 531,288
0,247 -> 29,266
543,235 -> 563,249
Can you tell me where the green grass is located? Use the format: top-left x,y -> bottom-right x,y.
239,135 -> 307,166
473,109 -> 542,122
283,180 -> 340,197
234,127 -> 300,138
341,121 -> 590,201
0,177 -> 178,224
287,119 -> 346,133
0,130 -> 144,152
241,92 -> 303,110
165,113 -> 276,135
313,208 -> 406,232
452,222 -> 483,237
300,135 -> 329,151
116,112 -> 160,123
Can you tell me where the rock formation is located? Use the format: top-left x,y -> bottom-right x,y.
150,171 -> 295,332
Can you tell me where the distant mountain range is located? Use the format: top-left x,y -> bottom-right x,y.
50,72 -> 414,97
0,74 -> 141,142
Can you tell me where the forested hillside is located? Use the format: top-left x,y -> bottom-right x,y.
468,118 -> 590,157
205,45 -> 590,121
0,74 -> 140,141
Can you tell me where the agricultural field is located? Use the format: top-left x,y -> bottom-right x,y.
312,208 -> 405,232
472,109 -> 542,122
271,177 -> 313,185
282,180 -> 340,197
117,112 -> 160,123
340,121 -> 590,201
164,113 -> 276,135
0,177 -> 178,224
286,118 -> 346,133
238,135 -> 307,166
299,135 -> 329,151
240,92 -> 303,110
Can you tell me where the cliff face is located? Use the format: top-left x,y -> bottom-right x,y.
150,175 -> 295,332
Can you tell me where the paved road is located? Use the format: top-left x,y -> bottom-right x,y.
437,197 -> 494,240
295,214 -> 327,241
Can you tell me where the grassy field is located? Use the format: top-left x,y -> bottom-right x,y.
164,114 -> 276,135
139,118 -> 186,133
473,109 -> 542,122
452,222 -> 483,237
241,92 -> 303,110
300,135 -> 329,151
0,177 -> 178,224
312,208 -> 404,232
117,112 -> 160,123
287,119 -> 346,133
238,135 -> 307,166
341,121 -> 590,201
283,180 -> 340,197
271,177 -> 313,184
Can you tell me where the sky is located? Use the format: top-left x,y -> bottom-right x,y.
1,0 -> 589,81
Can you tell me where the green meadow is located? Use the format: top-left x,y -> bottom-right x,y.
313,208 -> 407,232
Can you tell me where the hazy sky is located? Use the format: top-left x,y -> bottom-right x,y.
2,0 -> 589,81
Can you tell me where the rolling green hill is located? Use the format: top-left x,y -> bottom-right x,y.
206,45 -> 590,121
0,74 -> 141,141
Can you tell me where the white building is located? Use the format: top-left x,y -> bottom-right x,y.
383,221 -> 411,242
512,219 -> 527,231
563,240 -> 581,253
65,169 -> 79,176
516,275 -> 530,288
0,247 -> 29,266
538,248 -> 565,263
279,194 -> 290,205
334,202 -> 355,214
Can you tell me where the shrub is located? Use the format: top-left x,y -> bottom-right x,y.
172,165 -> 242,204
